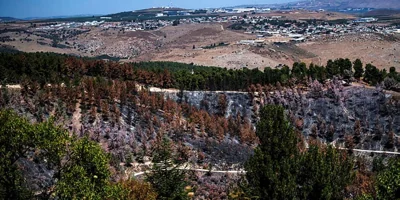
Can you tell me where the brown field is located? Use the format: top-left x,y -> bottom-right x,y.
146,23 -> 289,69
298,33 -> 400,70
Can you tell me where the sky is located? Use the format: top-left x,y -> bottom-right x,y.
0,0 -> 294,19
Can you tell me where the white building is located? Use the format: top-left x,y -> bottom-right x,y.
239,40 -> 255,44
288,34 -> 303,38
290,37 -> 305,42
255,8 -> 271,13
233,8 -> 255,13
271,16 -> 282,19
267,31 -> 280,35
355,17 -> 378,23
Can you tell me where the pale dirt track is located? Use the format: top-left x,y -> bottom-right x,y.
132,147 -> 400,177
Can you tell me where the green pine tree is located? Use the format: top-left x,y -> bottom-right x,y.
244,105 -> 300,199
146,138 -> 188,200
353,59 -> 364,80
244,105 -> 354,200
375,158 -> 400,200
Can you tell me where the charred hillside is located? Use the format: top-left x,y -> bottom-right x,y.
160,80 -> 400,152
1,51 -> 400,199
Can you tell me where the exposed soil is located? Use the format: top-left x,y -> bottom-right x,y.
298,33 -> 400,70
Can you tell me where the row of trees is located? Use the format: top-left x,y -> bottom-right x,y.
0,52 -> 398,91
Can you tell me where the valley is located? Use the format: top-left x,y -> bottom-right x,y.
1,2 -> 400,199
2,10 -> 400,70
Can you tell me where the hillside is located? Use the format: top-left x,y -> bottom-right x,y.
134,7 -> 187,13
0,17 -> 20,22
291,0 -> 400,10
363,9 -> 400,16
104,7 -> 189,20
1,51 -> 400,199
346,0 -> 400,9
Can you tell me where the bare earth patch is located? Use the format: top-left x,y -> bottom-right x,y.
298,33 -> 400,70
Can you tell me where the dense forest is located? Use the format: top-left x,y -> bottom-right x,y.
0,52 -> 399,91
0,51 -> 400,199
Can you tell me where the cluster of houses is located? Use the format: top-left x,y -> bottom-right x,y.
100,20 -> 168,31
99,16 -> 246,31
226,7 -> 272,14
150,7 -> 272,17
36,21 -> 105,30
232,15 -> 400,45
353,17 -> 378,23
32,12 -> 400,40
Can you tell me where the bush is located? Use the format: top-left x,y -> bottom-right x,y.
118,179 -> 158,200
383,77 -> 399,91
0,109 -> 66,199
172,20 -> 180,26
55,137 -> 112,199
0,109 -> 125,199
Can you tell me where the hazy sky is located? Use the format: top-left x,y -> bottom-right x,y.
0,0 -> 294,19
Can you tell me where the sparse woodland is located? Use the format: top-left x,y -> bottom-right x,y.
0,51 -> 399,199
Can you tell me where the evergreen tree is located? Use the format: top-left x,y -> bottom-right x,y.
297,144 -> 354,199
292,62 -> 307,82
0,81 -> 9,107
308,63 -> 317,80
353,59 -> 364,80
364,64 -> 383,85
315,65 -> 327,82
326,60 -> 340,78
146,138 -> 188,200
388,67 -> 398,80
338,58 -> 352,76
375,158 -> 400,200
245,105 -> 300,199
244,105 -> 354,200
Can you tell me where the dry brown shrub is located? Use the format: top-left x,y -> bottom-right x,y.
119,179 -> 158,200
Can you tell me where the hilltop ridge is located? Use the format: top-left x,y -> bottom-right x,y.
291,0 -> 400,10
